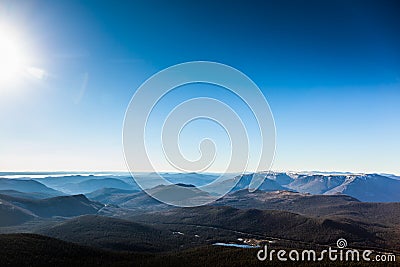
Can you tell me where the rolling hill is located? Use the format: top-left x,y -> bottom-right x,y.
0,201 -> 35,227
86,184 -> 213,212
85,188 -> 139,204
0,194 -> 103,218
0,233 -> 134,267
0,179 -> 63,196
214,190 -> 400,225
37,215 -> 198,252
58,178 -> 138,194
131,205 -> 382,248
0,190 -> 58,199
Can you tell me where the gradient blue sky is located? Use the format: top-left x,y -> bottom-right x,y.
0,0 -> 399,174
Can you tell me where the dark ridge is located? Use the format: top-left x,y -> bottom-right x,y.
175,183 -> 196,187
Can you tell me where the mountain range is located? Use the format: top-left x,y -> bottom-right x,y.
0,171 -> 399,266
3,171 -> 399,202
217,172 -> 400,202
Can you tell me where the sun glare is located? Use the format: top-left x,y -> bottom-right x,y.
0,24 -> 40,87
0,27 -> 27,84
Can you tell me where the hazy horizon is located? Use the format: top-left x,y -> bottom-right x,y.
1,169 -> 399,176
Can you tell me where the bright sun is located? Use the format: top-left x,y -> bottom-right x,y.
0,25 -> 30,86
0,25 -> 46,89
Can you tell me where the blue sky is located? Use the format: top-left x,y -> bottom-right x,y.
0,0 -> 399,174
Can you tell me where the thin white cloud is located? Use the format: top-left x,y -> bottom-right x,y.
27,67 -> 47,80
74,72 -> 89,104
